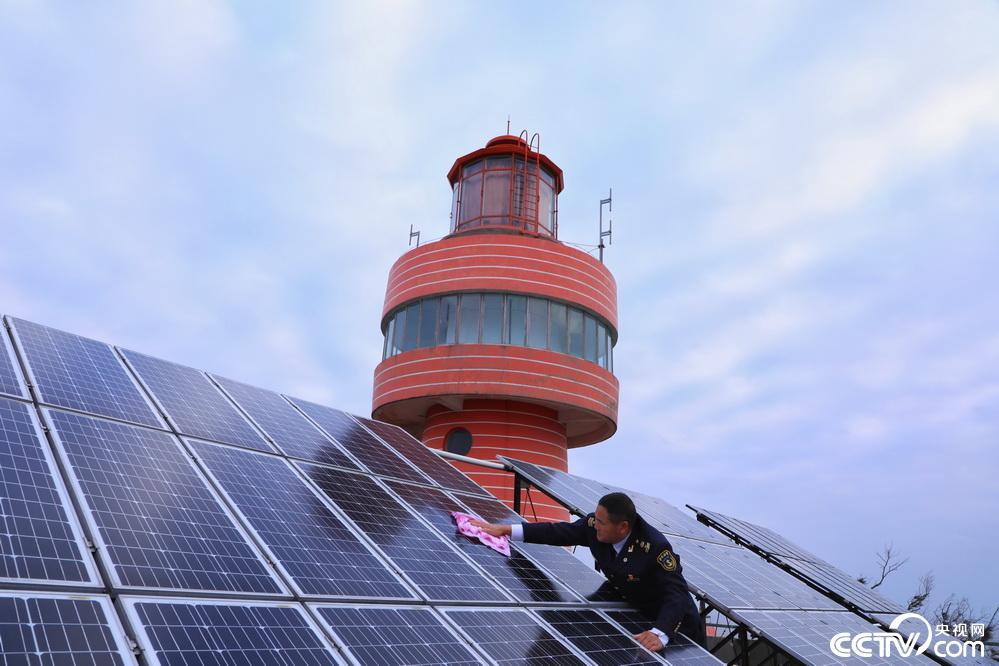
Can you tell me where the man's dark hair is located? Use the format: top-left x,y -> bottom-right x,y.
598,492 -> 637,526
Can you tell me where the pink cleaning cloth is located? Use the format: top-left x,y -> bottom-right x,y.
451,511 -> 511,557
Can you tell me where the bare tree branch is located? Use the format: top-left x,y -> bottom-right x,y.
907,573 -> 934,612
870,543 -> 909,590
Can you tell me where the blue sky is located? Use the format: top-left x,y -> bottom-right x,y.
1,2 -> 997,614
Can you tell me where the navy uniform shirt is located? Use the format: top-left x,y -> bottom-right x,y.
522,513 -> 705,644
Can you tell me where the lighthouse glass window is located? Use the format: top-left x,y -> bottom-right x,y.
451,158 -> 557,236
383,293 -> 614,373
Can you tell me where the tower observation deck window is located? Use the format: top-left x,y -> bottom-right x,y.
382,292 -> 616,373
450,158 -> 558,237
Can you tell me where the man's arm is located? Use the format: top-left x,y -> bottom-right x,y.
471,516 -> 592,548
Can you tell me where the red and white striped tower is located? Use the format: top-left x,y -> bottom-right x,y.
372,134 -> 619,522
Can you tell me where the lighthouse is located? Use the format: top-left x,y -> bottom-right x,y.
372,133 -> 619,522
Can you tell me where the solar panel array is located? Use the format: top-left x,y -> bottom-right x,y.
2,314 -> 942,665
500,457 -> 953,666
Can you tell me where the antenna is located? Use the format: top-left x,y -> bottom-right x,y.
506,116 -> 511,134
409,224 -> 421,248
598,189 -> 613,263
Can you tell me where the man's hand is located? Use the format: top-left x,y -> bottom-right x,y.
469,519 -> 511,537
633,630 -> 664,652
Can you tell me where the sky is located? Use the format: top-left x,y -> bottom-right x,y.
1,1 -> 997,615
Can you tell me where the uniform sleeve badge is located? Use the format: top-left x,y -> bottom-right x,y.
657,548 -> 677,572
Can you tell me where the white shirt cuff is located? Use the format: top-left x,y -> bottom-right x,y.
509,523 -> 525,541
649,628 -> 669,647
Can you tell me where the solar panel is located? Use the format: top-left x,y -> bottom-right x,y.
212,375 -> 361,470
451,491 -> 620,602
0,397 -> 98,587
120,349 -> 273,452
190,440 -> 415,600
356,416 -> 489,496
688,505 -> 819,560
604,609 -> 722,666
666,535 -> 841,612
500,456 -> 612,516
535,608 -> 663,665
0,322 -> 28,399
296,462 -> 509,603
607,490 -> 732,546
441,607 -> 589,665
44,408 -> 285,595
312,604 -> 483,666
503,458 -> 730,547
9,317 -> 161,427
690,506 -> 905,614
123,597 -> 341,666
735,609 -> 939,666
290,397 -> 431,484
385,480 -> 580,604
0,591 -> 135,665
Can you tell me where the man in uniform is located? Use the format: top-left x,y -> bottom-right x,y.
472,492 -> 707,651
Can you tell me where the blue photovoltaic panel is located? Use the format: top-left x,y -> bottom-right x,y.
290,398 -> 431,484
386,480 -> 580,604
213,375 -> 360,470
0,397 -> 97,586
604,609 -> 722,666
0,592 -> 134,665
499,456 -> 613,516
45,409 -> 284,595
313,605 -> 483,666
666,535 -> 841,612
452,492 -> 622,603
443,608 -> 588,665
0,324 -> 28,399
298,463 -> 509,603
9,317 -> 160,427
735,609 -> 939,666
120,349 -> 273,452
869,614 -> 993,666
191,440 -> 414,600
536,608 -> 662,666
690,506 -> 906,614
126,598 -> 340,666
357,416 -> 488,496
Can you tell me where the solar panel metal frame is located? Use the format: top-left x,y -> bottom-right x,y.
0,589 -> 138,665
0,319 -> 30,400
354,415 -> 491,497
120,595 -> 345,666
308,602 -> 489,666
382,479 -> 584,605
187,438 -> 419,602
438,606 -> 595,666
528,606 -> 668,665
499,455 -> 611,517
0,397 -> 103,590
42,408 -> 290,597
288,396 -> 437,485
293,461 -> 514,605
118,348 -> 275,452
7,316 -> 166,428
210,374 -> 363,472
